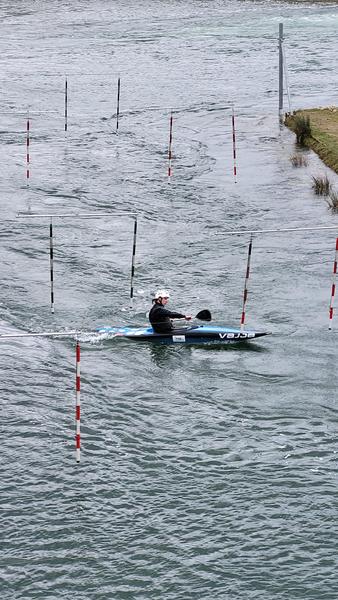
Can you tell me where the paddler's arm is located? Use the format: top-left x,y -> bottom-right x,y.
162,309 -> 192,320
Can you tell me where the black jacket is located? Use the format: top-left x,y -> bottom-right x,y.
149,303 -> 185,333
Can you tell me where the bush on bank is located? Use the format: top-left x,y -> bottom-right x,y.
285,108 -> 338,175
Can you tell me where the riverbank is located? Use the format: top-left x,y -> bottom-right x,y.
285,108 -> 338,174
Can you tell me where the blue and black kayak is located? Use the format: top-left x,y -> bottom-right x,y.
96,324 -> 270,345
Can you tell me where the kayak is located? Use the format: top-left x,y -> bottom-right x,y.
96,324 -> 270,344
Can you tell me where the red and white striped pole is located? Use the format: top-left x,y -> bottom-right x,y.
64,77 -> 68,132
231,105 -> 237,183
49,220 -> 55,314
240,236 -> 253,330
26,111 -> 30,183
75,340 -> 81,463
167,111 -> 173,181
329,237 -> 338,330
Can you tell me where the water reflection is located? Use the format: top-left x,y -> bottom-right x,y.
148,343 -> 183,367
147,339 -> 269,366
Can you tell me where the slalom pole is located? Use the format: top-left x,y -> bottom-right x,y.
75,340 -> 81,463
167,111 -> 173,181
26,111 -> 30,183
279,23 -> 284,122
130,217 -> 138,308
16,212 -> 138,305
0,330 -> 83,463
240,236 -> 253,330
64,76 -> 68,132
49,219 -> 55,314
231,105 -> 237,183
328,237 -> 338,330
116,76 -> 121,132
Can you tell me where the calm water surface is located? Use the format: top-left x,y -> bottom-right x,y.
1,1 -> 338,598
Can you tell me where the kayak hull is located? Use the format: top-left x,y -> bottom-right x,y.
96,325 -> 270,345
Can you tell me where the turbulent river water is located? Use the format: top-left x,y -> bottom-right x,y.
1,1 -> 338,598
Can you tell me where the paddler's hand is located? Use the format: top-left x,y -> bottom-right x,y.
185,315 -> 192,321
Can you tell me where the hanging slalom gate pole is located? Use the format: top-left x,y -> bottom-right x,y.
26,111 -> 30,183
215,224 -> 338,329
328,238 -> 338,330
17,211 -> 138,311
75,340 -> 81,463
0,330 -> 82,463
231,105 -> 237,183
167,111 -> 173,181
116,76 -> 121,132
240,236 -> 253,330
130,217 -> 138,308
64,77 -> 68,132
279,23 -> 284,122
49,219 -> 55,314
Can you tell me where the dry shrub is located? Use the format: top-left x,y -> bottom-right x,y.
294,114 -> 311,146
290,154 -> 308,167
326,190 -> 338,210
312,175 -> 332,196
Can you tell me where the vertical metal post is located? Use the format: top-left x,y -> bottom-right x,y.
279,23 -> 284,122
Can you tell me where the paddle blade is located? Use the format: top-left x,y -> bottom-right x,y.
195,309 -> 212,322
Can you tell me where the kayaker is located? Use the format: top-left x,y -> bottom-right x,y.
149,289 -> 192,333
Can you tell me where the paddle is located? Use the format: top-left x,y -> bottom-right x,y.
194,309 -> 212,322
176,309 -> 212,322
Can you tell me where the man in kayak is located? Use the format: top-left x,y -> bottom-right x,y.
149,289 -> 192,333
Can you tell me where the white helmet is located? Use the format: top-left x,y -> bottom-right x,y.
154,289 -> 170,300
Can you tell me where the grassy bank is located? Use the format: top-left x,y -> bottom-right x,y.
285,108 -> 338,174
